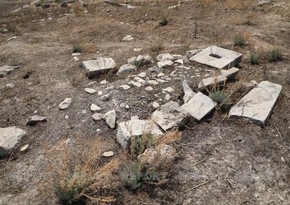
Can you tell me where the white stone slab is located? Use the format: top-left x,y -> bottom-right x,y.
82,57 -> 116,78
190,46 -> 242,69
152,101 -> 189,131
116,118 -> 162,149
229,81 -> 282,125
181,92 -> 216,121
198,75 -> 227,90
220,67 -> 239,80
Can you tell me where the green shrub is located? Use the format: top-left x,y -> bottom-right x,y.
121,161 -> 160,191
159,17 -> 168,26
72,43 -> 82,53
129,134 -> 155,159
233,34 -> 246,47
209,90 -> 232,111
54,179 -> 86,205
269,49 -> 283,62
249,53 -> 259,65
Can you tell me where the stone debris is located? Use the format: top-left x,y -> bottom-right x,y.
198,75 -> 227,90
102,151 -> 114,157
120,85 -> 131,90
164,94 -> 171,101
0,65 -> 20,78
175,59 -> 184,65
100,80 -> 108,84
90,104 -> 101,112
6,83 -> 15,88
20,144 -> 29,153
148,66 -> 160,73
103,110 -> 117,129
181,92 -> 216,121
157,72 -> 165,77
129,81 -> 142,87
0,126 -> 27,157
85,88 -> 97,94
147,80 -> 159,85
73,56 -> 79,62
98,91 -> 103,96
220,67 -> 240,80
133,76 -> 146,84
117,64 -> 137,75
7,36 -> 17,42
138,144 -> 176,170
172,54 -> 183,60
145,86 -> 153,91
127,54 -> 153,66
138,72 -> 146,78
152,101 -> 189,131
122,35 -> 134,42
163,87 -> 174,93
156,53 -> 174,61
82,57 -> 116,78
26,115 -> 47,126
116,117 -> 162,149
59,98 -> 72,110
182,80 -> 195,103
157,60 -> 174,69
190,46 -> 243,69
92,113 -> 103,121
229,81 -> 282,125
152,101 -> 160,109
100,93 -> 112,101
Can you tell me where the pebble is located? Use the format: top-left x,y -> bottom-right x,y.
6,83 -> 15,88
147,80 -> 159,85
120,85 -> 131,90
165,94 -> 171,101
103,151 -> 114,157
152,102 -> 160,109
20,144 -> 29,153
85,88 -> 97,94
92,113 -> 103,121
59,98 -> 72,110
145,86 -> 153,91
91,104 -> 101,111
162,87 -> 174,93
157,72 -> 165,77
138,72 -> 146,78
98,91 -> 103,96
100,80 -> 108,84
73,56 -> 79,62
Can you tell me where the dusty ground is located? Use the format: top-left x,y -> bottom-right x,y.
0,0 -> 290,204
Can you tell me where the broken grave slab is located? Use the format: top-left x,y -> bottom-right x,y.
0,126 -> 27,157
82,57 -> 116,78
190,46 -> 242,69
181,92 -> 217,121
116,117 -> 162,149
198,75 -> 227,90
229,81 -> 282,126
151,101 -> 189,131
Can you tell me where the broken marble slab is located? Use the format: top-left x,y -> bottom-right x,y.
127,54 -> 153,66
182,80 -> 195,103
0,126 -> 27,157
229,81 -> 282,125
190,46 -> 242,69
157,60 -> 174,69
152,101 -> 189,131
117,64 -> 137,75
181,92 -> 216,121
26,115 -> 47,126
116,117 -> 162,149
198,75 -> 227,90
82,57 -> 116,78
220,67 -> 240,80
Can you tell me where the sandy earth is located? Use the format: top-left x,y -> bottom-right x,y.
0,0 -> 289,204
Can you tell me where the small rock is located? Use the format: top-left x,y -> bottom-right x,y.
220,67 -> 240,80
91,104 -> 101,111
165,93 -> 171,101
82,57 -> 116,78
73,56 -> 79,62
20,144 -> 29,153
152,102 -> 160,109
138,72 -> 146,78
182,80 -> 195,103
103,110 -> 117,129
157,60 -> 174,69
98,91 -> 103,96
163,87 -> 174,93
65,115 -> 69,119
133,48 -> 142,52
100,80 -> 108,84
6,83 -> 15,88
92,113 -> 103,121
175,59 -> 184,65
129,81 -> 142,87
156,53 -> 174,61
120,85 -> 131,90
198,75 -> 227,90
103,151 -> 114,157
148,66 -> 160,73
145,86 -> 153,91
85,88 -> 97,94
0,65 -> 20,78
127,54 -> 153,66
7,36 -> 17,42
122,35 -> 134,42
117,64 -> 137,75
125,105 -> 130,109
26,115 -> 47,126
147,80 -> 159,85
59,98 -> 72,110
157,72 -> 165,77
100,93 -> 112,101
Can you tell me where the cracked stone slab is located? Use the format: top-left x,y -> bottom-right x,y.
116,117 -> 162,149
198,75 -> 227,90
152,101 -> 189,131
82,57 -> 116,78
229,81 -> 282,125
220,67 -> 240,80
0,127 -> 27,157
181,92 -> 216,121
190,46 -> 242,69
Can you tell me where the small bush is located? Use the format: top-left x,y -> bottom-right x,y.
233,34 -> 246,47
129,134 -> 155,159
269,49 -> 283,62
121,161 -> 160,191
159,17 -> 168,26
249,53 -> 259,65
209,90 -> 232,111
72,43 -> 82,53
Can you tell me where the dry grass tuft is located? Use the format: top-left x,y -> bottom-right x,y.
156,131 -> 182,145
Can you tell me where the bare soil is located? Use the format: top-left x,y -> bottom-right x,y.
0,0 -> 289,204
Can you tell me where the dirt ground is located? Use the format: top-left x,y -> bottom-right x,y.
0,0 -> 289,204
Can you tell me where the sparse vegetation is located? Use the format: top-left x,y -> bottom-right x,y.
249,53 -> 260,65
72,43 -> 82,53
209,89 -> 232,111
233,34 -> 246,47
159,17 -> 169,26
129,134 -> 155,159
269,49 -> 283,62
